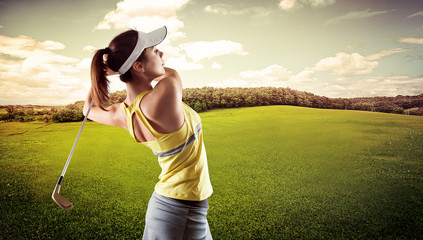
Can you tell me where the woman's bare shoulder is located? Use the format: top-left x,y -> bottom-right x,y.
141,69 -> 184,132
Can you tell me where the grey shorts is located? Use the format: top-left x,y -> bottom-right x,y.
143,191 -> 213,240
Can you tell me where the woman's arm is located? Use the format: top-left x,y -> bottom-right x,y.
83,89 -> 127,129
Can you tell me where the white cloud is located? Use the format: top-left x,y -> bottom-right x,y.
207,78 -> 249,88
323,82 -> 346,91
398,37 -> 423,45
313,48 -> 409,77
309,0 -> 336,8
322,75 -> 423,98
279,0 -> 336,10
209,64 -> 310,88
407,11 -> 423,19
204,4 -> 273,17
204,5 -> 225,14
291,69 -> 317,83
93,0 -> 188,41
314,52 -> 378,76
279,0 -> 297,10
0,34 -> 88,105
107,74 -> 127,92
40,40 -> 65,51
94,0 -> 188,29
239,65 -> 292,84
346,43 -> 364,51
0,35 -> 66,58
161,44 -> 182,61
165,55 -> 204,70
325,9 -> 389,25
82,45 -> 97,53
77,58 -> 92,70
21,50 -> 79,74
366,48 -> 410,60
211,62 -> 222,69
179,40 -> 248,62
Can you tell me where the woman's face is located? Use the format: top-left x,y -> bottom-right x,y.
143,46 -> 165,78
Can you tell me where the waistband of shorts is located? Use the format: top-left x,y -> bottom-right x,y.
152,191 -> 209,208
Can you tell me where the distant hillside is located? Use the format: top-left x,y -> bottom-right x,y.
1,87 -> 422,122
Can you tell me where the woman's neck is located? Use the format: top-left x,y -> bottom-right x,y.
125,80 -> 153,104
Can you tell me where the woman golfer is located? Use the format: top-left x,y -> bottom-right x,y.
83,26 -> 213,240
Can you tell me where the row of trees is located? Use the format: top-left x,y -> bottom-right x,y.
1,87 -> 422,123
183,87 -> 423,115
0,101 -> 85,123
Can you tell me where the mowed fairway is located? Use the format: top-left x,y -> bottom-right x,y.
1,105 -> 422,239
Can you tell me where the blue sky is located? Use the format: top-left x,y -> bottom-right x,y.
0,0 -> 422,105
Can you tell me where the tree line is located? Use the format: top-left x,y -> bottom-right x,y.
1,87 -> 422,123
0,101 -> 85,123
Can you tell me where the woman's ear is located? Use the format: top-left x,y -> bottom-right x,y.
132,61 -> 145,73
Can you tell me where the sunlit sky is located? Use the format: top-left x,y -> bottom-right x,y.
1,0 -> 422,105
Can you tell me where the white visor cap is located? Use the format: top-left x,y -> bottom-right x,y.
118,26 -> 167,75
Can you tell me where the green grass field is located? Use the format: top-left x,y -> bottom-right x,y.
1,106 -> 422,239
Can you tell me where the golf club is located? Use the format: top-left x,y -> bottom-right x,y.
52,99 -> 94,210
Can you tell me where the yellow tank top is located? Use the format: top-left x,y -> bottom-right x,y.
120,90 -> 213,201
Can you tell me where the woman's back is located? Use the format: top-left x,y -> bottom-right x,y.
121,90 -> 213,201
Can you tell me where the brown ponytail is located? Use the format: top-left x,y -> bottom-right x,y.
90,48 -> 110,111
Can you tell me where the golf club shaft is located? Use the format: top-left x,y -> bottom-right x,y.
59,99 -> 94,178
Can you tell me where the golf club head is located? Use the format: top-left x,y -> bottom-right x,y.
52,184 -> 73,210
